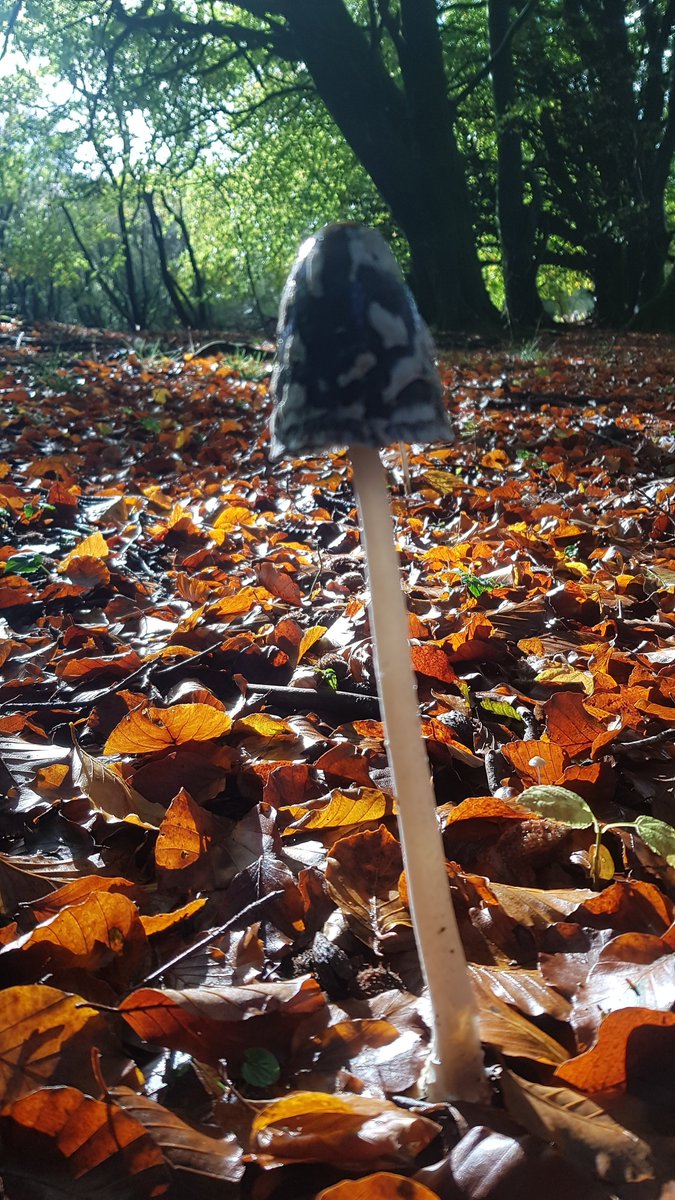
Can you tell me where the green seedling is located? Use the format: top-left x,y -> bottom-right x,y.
316,667 -> 339,691
518,784 -> 675,886
458,570 -> 499,599
22,502 -> 55,521
241,1047 -> 281,1088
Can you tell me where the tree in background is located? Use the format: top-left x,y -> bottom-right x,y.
2,0 -> 674,330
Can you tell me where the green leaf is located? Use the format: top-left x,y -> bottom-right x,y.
140,417 -> 162,434
241,1047 -> 281,1088
459,570 -> 499,599
518,785 -> 595,829
3,553 -> 45,577
635,816 -> 675,867
317,668 -> 338,691
480,698 -> 523,722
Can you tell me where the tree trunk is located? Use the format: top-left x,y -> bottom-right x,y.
487,0 -> 544,326
284,0 -> 498,329
632,262 -> 675,331
117,197 -> 145,329
144,191 -> 196,326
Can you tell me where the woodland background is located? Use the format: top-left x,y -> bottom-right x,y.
1,0 -> 674,336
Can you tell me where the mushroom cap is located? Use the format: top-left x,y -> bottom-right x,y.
269,222 -> 452,459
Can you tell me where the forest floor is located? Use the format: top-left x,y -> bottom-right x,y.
0,328 -> 674,1199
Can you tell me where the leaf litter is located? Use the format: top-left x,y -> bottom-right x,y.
0,332 -> 675,1197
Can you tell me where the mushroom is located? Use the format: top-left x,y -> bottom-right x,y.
269,222 -> 486,1102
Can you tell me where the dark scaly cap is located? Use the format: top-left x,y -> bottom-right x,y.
269,222 -> 452,459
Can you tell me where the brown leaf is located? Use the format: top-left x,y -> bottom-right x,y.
0,1086 -> 169,1197
110,1086 -> 244,1188
72,739 -> 167,825
477,990 -> 569,1064
251,1091 -> 441,1170
501,1070 -> 670,1185
0,985 -> 133,1104
291,1018 -> 427,1096
326,825 -> 412,949
119,978 -> 326,1067
314,743 -> 374,786
257,561 -> 303,605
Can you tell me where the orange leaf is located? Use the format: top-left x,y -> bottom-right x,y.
0,985 -> 133,1104
155,788 -> 230,875
298,624 -> 328,662
501,739 -> 568,784
441,795 -> 531,824
282,787 -> 392,832
0,1086 -> 168,1192
544,692 -> 605,756
410,644 -> 458,685
57,531 -> 109,572
318,1173 -> 440,1199
555,1008 -> 675,1092
104,703 -> 231,755
0,891 -> 148,982
152,703 -> 232,743
313,743 -> 374,786
104,708 -> 174,755
326,826 -> 411,948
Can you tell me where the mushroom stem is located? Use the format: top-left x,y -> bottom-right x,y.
349,443 -> 487,1103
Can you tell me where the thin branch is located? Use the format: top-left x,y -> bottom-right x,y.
454,0 -> 538,104
0,0 -> 23,62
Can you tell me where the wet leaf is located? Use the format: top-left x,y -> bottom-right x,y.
250,1091 -> 441,1169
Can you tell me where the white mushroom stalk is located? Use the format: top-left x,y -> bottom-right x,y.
269,223 -> 486,1102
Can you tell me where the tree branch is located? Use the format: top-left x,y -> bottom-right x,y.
454,0 -> 537,104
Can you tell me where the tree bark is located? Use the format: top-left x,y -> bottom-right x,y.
260,0 -> 498,329
487,0 -> 544,326
632,262 -> 675,331
144,191 -> 196,326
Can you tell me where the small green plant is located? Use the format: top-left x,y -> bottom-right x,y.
516,448 -> 548,470
458,570 -> 499,599
516,336 -> 546,363
139,416 -> 163,434
563,542 -> 581,560
21,502 -> 55,522
316,667 -> 339,691
518,785 -> 675,886
241,1047 -> 281,1088
220,351 -> 270,383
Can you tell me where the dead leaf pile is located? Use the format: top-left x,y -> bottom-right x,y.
1,333 -> 674,1198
